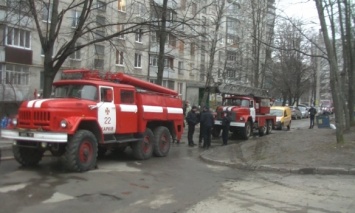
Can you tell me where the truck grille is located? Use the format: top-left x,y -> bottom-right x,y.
18,110 -> 51,127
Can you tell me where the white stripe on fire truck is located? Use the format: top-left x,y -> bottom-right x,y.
120,104 -> 138,113
34,99 -> 51,108
27,99 -> 51,108
143,105 -> 163,113
27,100 -> 36,108
167,107 -> 183,114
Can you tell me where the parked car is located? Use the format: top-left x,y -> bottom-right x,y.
289,106 -> 303,119
270,106 -> 292,130
298,106 -> 309,118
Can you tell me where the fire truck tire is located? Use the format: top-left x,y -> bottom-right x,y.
266,120 -> 273,134
241,121 -> 252,140
258,125 -> 267,136
13,144 -> 44,166
153,126 -> 171,157
132,128 -> 154,160
63,130 -> 98,172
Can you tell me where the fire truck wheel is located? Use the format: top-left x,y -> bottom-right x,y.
13,144 -> 44,166
241,121 -> 252,140
132,128 -> 154,160
258,125 -> 267,136
63,130 -> 98,172
266,120 -> 273,134
153,126 -> 171,157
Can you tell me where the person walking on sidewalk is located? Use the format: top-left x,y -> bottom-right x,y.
186,106 -> 199,147
200,106 -> 214,149
308,105 -> 317,129
221,111 -> 231,145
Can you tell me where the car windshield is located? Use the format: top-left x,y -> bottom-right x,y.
53,84 -> 98,101
270,109 -> 283,116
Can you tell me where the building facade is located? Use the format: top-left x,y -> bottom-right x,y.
0,0 -> 275,113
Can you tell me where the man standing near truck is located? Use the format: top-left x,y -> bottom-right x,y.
186,106 -> 199,147
200,106 -> 214,149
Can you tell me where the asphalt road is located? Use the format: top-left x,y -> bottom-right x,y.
1,118 -> 354,213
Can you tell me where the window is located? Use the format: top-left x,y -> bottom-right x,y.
134,3 -> 146,16
228,69 -> 236,78
101,88 -> 113,102
117,24 -> 125,39
1,64 -> 29,85
168,34 -> 176,47
177,82 -> 183,95
134,53 -> 142,68
69,43 -> 81,60
95,29 -> 105,39
178,61 -> 184,74
94,44 -> 105,56
97,1 -> 106,11
150,55 -> 158,67
121,90 -> 134,104
5,27 -> 31,49
167,10 -> 177,22
227,51 -> 237,61
72,10 -> 80,27
179,41 -> 184,52
190,42 -> 195,55
116,50 -> 124,65
162,80 -> 174,90
118,0 -> 126,12
192,3 -> 197,15
94,59 -> 104,69
219,33 -> 224,44
135,29 -> 143,43
180,0 -> 186,9
96,15 -> 105,26
227,34 -> 238,46
164,58 -> 173,69
42,2 -> 52,22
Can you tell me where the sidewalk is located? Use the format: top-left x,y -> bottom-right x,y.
200,126 -> 355,175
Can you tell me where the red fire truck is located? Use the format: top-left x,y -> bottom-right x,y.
1,69 -> 184,172
212,84 -> 276,139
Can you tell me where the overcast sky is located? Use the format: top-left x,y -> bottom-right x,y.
276,0 -> 320,29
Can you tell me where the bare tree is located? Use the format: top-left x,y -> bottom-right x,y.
315,0 -> 346,144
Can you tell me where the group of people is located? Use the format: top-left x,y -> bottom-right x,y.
183,101 -> 231,148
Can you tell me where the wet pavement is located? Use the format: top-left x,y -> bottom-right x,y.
1,118 -> 355,175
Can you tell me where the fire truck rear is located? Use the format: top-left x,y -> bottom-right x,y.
212,84 -> 276,140
1,69 -> 184,172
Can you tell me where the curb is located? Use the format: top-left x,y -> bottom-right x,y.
199,152 -> 355,176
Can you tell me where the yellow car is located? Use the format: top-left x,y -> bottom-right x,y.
270,106 -> 292,130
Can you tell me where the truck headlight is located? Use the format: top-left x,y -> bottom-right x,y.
60,120 -> 68,128
12,118 -> 18,126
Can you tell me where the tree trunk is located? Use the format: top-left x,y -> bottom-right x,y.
315,0 -> 344,144
156,0 -> 168,86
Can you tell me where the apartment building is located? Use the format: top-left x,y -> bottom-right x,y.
0,0 -> 275,112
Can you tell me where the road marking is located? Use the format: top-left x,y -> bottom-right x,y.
42,192 -> 74,203
0,183 -> 27,193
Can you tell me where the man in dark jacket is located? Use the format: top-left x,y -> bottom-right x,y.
200,106 -> 214,149
186,106 -> 199,146
308,105 -> 317,129
221,111 -> 231,145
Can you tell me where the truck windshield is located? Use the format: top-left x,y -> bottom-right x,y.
269,109 -> 283,116
53,85 -> 98,101
223,98 -> 249,107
